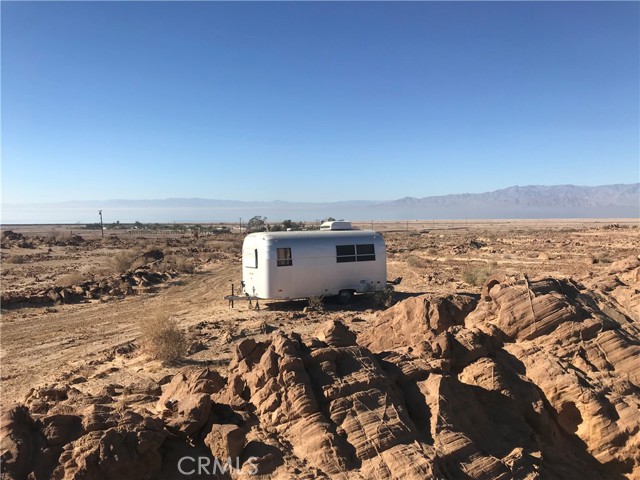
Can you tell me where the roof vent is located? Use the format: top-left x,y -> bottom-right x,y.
320,221 -> 353,231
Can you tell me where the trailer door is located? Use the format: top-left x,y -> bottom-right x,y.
275,247 -> 293,298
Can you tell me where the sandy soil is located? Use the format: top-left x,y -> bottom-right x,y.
1,220 -> 637,407
1,220 -> 640,480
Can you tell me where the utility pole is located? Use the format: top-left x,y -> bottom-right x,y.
239,218 -> 242,234
98,210 -> 104,239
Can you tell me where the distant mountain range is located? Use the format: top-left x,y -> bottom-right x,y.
2,184 -> 638,224
388,184 -> 639,208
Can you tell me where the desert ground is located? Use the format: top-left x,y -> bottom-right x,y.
1,219 -> 639,479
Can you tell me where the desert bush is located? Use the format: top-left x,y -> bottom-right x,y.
406,255 -> 430,269
461,262 -> 498,287
373,287 -> 395,308
59,271 -> 85,286
4,255 -> 26,264
47,230 -> 73,243
307,295 -> 324,312
591,252 -> 613,264
212,240 -> 242,255
138,311 -> 187,364
362,283 -> 395,309
165,254 -> 196,273
109,249 -> 141,273
46,230 -> 61,243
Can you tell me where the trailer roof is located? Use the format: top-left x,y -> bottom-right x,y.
246,229 -> 382,241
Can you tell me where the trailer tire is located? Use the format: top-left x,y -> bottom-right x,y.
338,290 -> 354,305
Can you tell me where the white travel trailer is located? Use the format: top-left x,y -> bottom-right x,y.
241,223 -> 386,302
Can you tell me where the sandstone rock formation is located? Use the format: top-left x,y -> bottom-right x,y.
1,266 -> 179,308
1,256 -> 638,479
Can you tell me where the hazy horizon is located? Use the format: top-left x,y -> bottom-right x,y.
2,181 -> 638,206
2,183 -> 638,224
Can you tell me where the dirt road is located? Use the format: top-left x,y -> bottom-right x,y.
1,262 -> 242,403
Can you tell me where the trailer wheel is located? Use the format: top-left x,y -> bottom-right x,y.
338,290 -> 354,304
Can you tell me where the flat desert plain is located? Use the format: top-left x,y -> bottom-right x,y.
1,219 -> 639,479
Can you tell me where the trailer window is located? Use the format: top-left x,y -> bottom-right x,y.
336,245 -> 356,263
336,244 -> 375,263
243,249 -> 258,268
277,248 -> 292,266
356,244 -> 376,262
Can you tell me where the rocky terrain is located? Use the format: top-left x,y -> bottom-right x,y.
1,222 -> 639,479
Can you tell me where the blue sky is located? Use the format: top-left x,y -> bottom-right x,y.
2,1 -> 638,204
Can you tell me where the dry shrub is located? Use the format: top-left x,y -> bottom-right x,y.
307,295 -> 324,312
59,272 -> 84,287
47,230 -> 61,242
406,255 -> 430,269
212,240 -> 242,255
139,311 -> 187,364
591,252 -> 613,264
462,262 -> 498,287
165,254 -> 196,273
109,249 -> 141,273
47,230 -> 73,243
4,255 -> 26,264
373,287 -> 395,308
